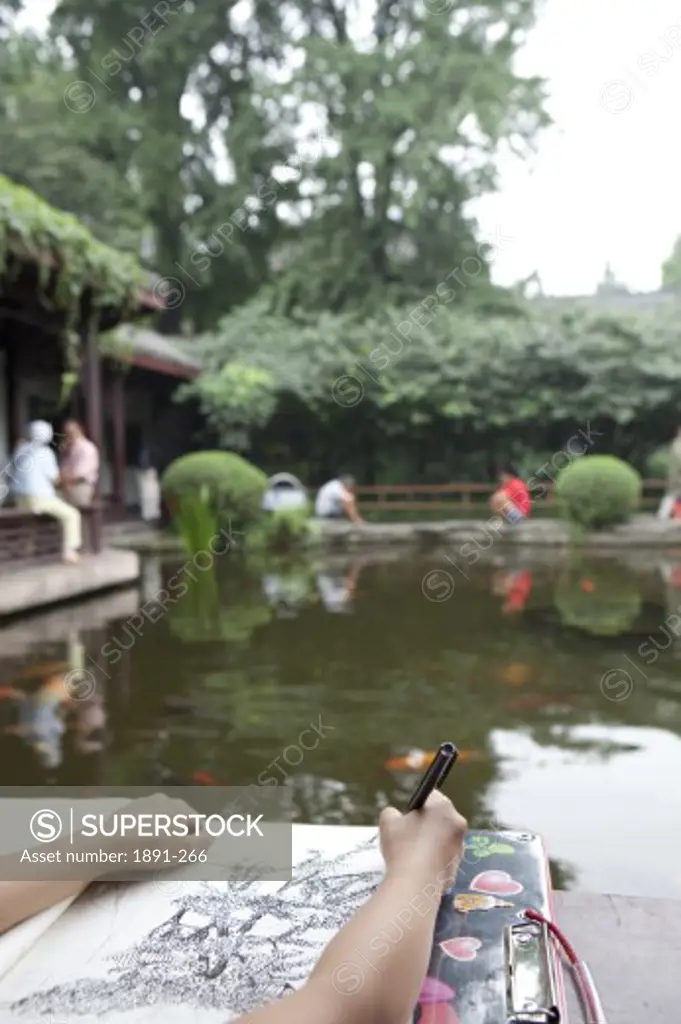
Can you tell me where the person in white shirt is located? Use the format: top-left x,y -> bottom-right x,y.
8,420 -> 82,564
314,475 -> 363,523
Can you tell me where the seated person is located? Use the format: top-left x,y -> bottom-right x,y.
314,474 -> 363,523
8,421 -> 82,564
490,465 -> 531,524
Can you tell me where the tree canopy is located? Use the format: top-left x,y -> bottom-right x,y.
176,299 -> 681,481
0,31 -> 147,255
16,0 -> 671,481
0,173 -> 146,322
0,0 -> 549,328
661,235 -> 681,289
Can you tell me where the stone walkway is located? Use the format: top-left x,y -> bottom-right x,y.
105,514 -> 681,554
316,514 -> 681,549
0,549 -> 139,619
555,892 -> 681,1023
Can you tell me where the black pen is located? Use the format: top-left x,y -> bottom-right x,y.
407,742 -> 458,811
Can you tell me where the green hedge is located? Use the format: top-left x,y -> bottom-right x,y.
162,451 -> 267,530
555,455 -> 642,529
645,446 -> 669,480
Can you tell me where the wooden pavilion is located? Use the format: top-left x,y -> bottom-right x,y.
0,174 -> 198,569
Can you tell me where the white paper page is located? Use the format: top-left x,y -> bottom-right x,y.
0,825 -> 382,1023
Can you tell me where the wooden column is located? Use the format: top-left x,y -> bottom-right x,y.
111,369 -> 126,518
8,339 -> 28,446
82,325 -> 103,553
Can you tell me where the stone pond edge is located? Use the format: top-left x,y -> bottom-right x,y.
106,516 -> 681,554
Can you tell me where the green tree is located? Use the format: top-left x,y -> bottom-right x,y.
46,0 -> 549,329
0,31 -> 146,253
595,263 -> 630,296
49,0 -> 289,331
263,0 -> 549,313
179,300 -> 681,480
661,235 -> 681,288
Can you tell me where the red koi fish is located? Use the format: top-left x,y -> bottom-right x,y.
192,770 -> 220,786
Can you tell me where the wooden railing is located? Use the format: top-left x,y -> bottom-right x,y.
356,479 -> 667,513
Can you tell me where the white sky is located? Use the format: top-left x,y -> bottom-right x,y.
17,0 -> 681,295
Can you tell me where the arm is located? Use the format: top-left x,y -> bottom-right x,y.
76,443 -> 100,484
239,792 -> 466,1024
0,826 -> 109,933
0,794 -> 209,935
343,490 -> 363,524
0,879 -> 90,934
45,449 -> 60,487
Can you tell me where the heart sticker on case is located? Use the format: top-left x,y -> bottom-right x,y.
440,936 -> 482,962
470,870 -> 523,896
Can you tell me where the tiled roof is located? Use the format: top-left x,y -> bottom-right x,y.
111,326 -> 201,374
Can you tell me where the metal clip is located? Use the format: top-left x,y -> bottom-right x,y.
504,919 -> 561,1023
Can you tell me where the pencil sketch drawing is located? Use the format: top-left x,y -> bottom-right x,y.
8,836 -> 382,1020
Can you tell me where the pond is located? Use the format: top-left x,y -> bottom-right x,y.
2,546 -> 681,901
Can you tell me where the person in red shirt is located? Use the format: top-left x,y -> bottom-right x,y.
490,465 -> 532,524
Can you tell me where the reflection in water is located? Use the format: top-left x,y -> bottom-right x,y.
555,563 -> 642,637
492,568 -> 533,615
0,590 -> 137,786
316,559 -> 362,614
3,552 -> 681,896
490,724 -> 681,899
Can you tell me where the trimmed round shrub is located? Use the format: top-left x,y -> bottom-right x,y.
555,455 -> 641,529
162,451 -> 267,529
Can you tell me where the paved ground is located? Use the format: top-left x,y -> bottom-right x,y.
555,891 -> 681,1022
0,548 -> 139,618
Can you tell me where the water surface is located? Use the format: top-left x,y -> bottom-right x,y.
2,547 -> 681,899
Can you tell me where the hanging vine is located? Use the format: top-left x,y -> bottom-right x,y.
0,174 -> 148,379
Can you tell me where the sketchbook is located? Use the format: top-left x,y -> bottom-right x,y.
0,826 -> 565,1023
0,825 -> 381,1023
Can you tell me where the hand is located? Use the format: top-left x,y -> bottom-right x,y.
379,791 -> 467,886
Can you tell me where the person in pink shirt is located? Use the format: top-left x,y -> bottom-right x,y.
60,419 -> 100,508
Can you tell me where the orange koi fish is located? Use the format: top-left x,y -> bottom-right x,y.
38,675 -> 69,701
498,663 -> 534,686
385,749 -> 483,772
18,660 -> 70,680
